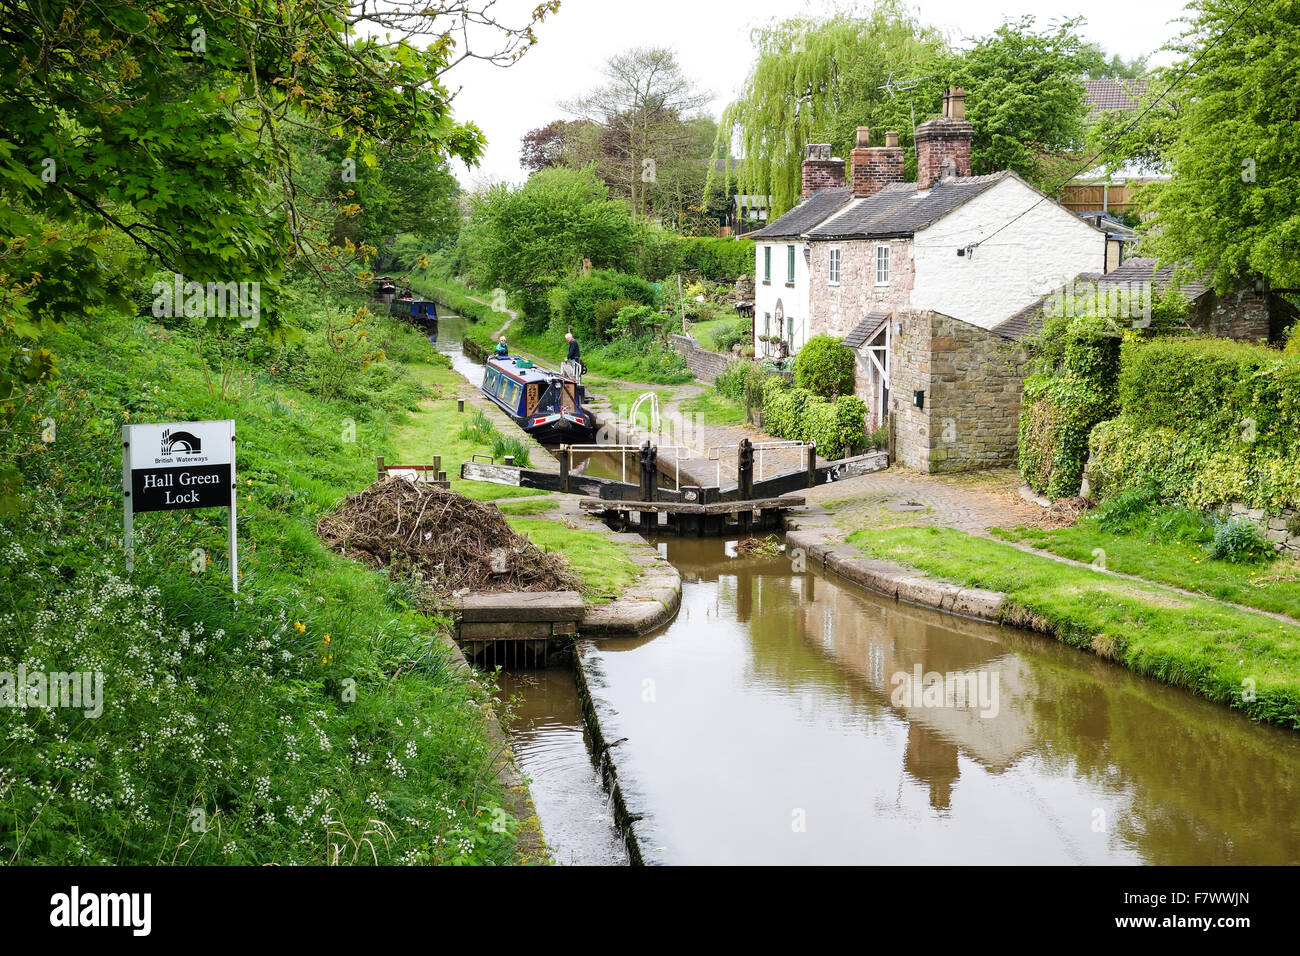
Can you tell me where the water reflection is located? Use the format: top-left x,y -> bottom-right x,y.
587,537 -> 1300,865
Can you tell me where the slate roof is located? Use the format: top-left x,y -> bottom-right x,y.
1083,79 -> 1150,120
806,173 -> 1011,240
843,313 -> 891,349
992,258 -> 1210,341
749,186 -> 853,239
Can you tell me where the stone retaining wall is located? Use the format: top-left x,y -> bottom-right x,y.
1229,502 -> 1300,553
669,333 -> 730,384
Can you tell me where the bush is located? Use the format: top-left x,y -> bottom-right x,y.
552,270 -> 658,341
805,395 -> 867,458
670,237 -> 755,281
1206,515 -> 1274,564
490,433 -> 531,468
794,334 -> 855,398
1018,374 -> 1115,499
1087,337 -> 1300,511
713,319 -> 751,353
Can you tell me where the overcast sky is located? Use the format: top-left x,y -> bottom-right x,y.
440,0 -> 1192,188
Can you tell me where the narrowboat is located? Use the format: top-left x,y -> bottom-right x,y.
480,354 -> 595,444
389,295 -> 438,324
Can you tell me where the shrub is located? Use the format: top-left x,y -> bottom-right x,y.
868,423 -> 890,450
1018,374 -> 1115,499
761,378 -> 807,440
1206,515 -> 1274,564
552,270 -> 657,341
804,395 -> 867,458
611,304 -> 657,339
794,334 -> 855,398
713,319 -> 751,353
670,237 -> 755,281
593,297 -> 639,336
1087,338 -> 1300,511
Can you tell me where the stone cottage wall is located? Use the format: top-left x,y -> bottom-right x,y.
889,309 -> 1027,473
808,238 -> 914,341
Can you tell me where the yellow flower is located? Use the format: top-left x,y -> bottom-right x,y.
323,634 -> 331,644
294,621 -> 305,633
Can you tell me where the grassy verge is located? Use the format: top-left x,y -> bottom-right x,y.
994,521 -> 1300,620
391,361 -> 549,501
504,517 -> 640,605
1,302 -> 527,864
844,525 -> 1300,728
681,389 -> 747,427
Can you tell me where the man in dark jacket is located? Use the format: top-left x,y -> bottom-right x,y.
562,332 -> 582,380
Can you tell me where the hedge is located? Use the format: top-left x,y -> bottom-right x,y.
670,237 -> 755,281
760,376 -> 866,458
1088,338 -> 1300,511
1016,322 -> 1121,499
550,270 -> 658,341
1018,374 -> 1115,499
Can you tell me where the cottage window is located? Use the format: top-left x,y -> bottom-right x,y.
828,246 -> 841,285
763,247 -> 771,282
787,245 -> 796,283
875,244 -> 890,285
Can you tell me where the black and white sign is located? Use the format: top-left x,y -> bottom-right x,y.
122,420 -> 239,591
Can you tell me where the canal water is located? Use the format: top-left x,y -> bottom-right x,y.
429,310 -> 1300,866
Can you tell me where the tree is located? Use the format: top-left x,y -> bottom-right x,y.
462,167 -> 637,330
561,46 -> 710,221
521,120 -> 587,173
0,0 -> 556,510
715,2 -> 949,217
946,16 -> 1097,185
1139,0 -> 1300,292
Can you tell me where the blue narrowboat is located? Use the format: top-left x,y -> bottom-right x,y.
390,295 -> 438,324
480,354 -> 595,444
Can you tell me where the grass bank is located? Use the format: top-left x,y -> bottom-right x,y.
0,300 -> 528,864
844,524 -> 1300,728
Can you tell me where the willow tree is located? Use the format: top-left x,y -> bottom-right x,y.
713,1 -> 949,218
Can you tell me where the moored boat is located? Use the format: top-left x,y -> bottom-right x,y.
480,354 -> 595,444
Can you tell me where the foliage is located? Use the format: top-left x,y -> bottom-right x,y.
490,433 -> 532,469
760,376 -> 865,457
1017,320 -> 1122,499
711,320 -> 752,354
551,270 -> 658,341
460,168 -> 638,331
668,237 -> 757,281
946,16 -> 1095,186
1206,515 -> 1275,565
0,300 -> 527,864
1137,0 -> 1300,292
559,47 -> 712,223
1018,373 -> 1115,499
714,0 -> 949,216
794,334 -> 856,398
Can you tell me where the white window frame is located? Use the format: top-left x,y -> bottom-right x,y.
875,244 -> 890,286
763,246 -> 771,282
787,244 -> 796,283
828,245 -> 841,285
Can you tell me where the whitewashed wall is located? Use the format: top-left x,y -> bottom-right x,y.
911,177 -> 1106,329
754,240 -> 812,356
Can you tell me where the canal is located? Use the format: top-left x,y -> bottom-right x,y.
429,311 -> 1300,866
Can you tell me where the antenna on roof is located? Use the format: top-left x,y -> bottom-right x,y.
878,73 -> 935,153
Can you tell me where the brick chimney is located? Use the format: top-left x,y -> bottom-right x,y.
800,143 -> 846,200
849,127 -> 905,199
915,87 -> 972,190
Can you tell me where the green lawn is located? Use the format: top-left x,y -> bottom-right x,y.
505,517 -> 640,605
845,524 -> 1300,728
681,389 -> 748,427
390,361 -> 550,501
994,520 -> 1300,620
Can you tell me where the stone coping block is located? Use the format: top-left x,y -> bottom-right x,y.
455,590 -> 585,623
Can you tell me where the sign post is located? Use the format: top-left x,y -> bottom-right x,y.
122,419 -> 238,592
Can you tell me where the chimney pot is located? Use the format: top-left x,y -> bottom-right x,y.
948,87 -> 966,121
885,130 -> 899,148
855,126 -> 871,148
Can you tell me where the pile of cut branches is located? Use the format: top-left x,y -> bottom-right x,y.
318,479 -> 578,599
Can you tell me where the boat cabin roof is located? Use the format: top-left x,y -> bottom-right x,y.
486,354 -> 569,385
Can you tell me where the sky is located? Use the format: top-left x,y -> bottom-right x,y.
438,0 -> 1193,188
